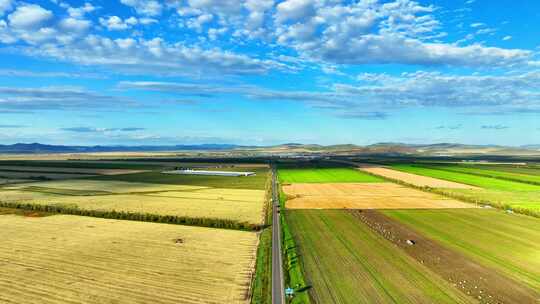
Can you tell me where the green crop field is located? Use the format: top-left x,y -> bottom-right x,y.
286,210 -> 474,304
89,168 -> 269,190
416,164 -> 540,185
278,168 -> 384,183
383,209 -> 540,292
390,164 -> 540,213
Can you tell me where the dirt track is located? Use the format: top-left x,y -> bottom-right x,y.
283,183 -> 475,209
358,166 -> 479,189
349,210 -> 539,304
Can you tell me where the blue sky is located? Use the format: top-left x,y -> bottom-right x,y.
0,0 -> 539,146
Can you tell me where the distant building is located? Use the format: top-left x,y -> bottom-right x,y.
162,169 -> 256,177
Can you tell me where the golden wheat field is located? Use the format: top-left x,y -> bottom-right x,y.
283,183 -> 475,209
0,214 -> 257,304
358,166 -> 479,189
0,180 -> 266,224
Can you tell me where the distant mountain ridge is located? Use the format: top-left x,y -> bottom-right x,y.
0,142 -> 538,154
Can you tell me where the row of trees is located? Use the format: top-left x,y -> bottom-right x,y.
0,201 -> 264,230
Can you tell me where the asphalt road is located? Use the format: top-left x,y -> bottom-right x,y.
271,165 -> 285,304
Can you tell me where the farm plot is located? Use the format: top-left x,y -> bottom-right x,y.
0,165 -> 148,175
278,168 -> 384,184
390,164 -> 540,212
0,180 -> 266,225
415,164 -> 540,185
282,183 -> 474,209
383,209 -> 540,293
0,170 -> 92,180
0,214 -> 257,304
358,166 -> 477,189
285,210 -> 475,304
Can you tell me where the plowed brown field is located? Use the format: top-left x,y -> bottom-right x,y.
359,166 -> 479,189
283,183 -> 475,209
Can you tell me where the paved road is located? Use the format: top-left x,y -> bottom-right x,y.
271,165 -> 285,304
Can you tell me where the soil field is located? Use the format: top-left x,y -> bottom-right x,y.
359,166 -> 478,189
0,214 -> 257,304
286,210 -> 475,304
0,180 -> 266,225
0,178 -> 31,185
278,168 -> 384,184
0,165 -> 148,175
383,209 -> 540,293
283,183 -> 474,209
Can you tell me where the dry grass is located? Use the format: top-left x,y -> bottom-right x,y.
0,165 -> 147,175
0,214 -> 257,304
0,180 -> 267,224
283,183 -> 475,209
358,166 -> 479,189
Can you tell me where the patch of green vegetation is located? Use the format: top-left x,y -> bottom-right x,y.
424,164 -> 540,185
282,213 -> 311,304
391,164 -> 540,191
286,210 -> 473,304
251,228 -> 272,304
278,168 -> 384,184
390,164 -> 540,214
0,160 -> 159,170
0,207 -> 51,217
383,209 -> 540,292
87,168 -> 269,190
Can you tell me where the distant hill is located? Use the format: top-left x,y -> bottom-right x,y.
0,142 -> 539,156
0,143 -> 243,154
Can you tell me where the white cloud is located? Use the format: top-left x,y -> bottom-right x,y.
0,0 -> 12,16
470,22 -> 485,28
276,0 -> 315,23
67,3 -> 96,18
120,0 -> 162,16
8,4 -> 53,29
503,35 -> 512,41
59,17 -> 91,33
99,16 -> 137,31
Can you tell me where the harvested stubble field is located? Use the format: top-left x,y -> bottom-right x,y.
383,209 -> 540,293
0,214 -> 257,304
278,167 -> 384,184
358,166 -> 478,189
286,210 -> 475,304
282,182 -> 474,209
0,179 -> 267,225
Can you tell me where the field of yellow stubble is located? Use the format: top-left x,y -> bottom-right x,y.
283,183 -> 475,209
0,214 -> 258,304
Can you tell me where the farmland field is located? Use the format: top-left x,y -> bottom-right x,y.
0,214 -> 257,304
0,170 -> 93,180
90,168 -> 269,190
282,182 -> 473,209
0,179 -> 266,225
285,210 -> 475,304
358,166 -> 477,189
278,168 -> 384,183
0,165 -> 148,175
383,209 -> 540,293
389,164 -> 540,212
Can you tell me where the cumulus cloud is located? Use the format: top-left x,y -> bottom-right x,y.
8,4 -> 52,29
99,16 -> 138,31
120,0 -> 162,16
0,0 -> 12,16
